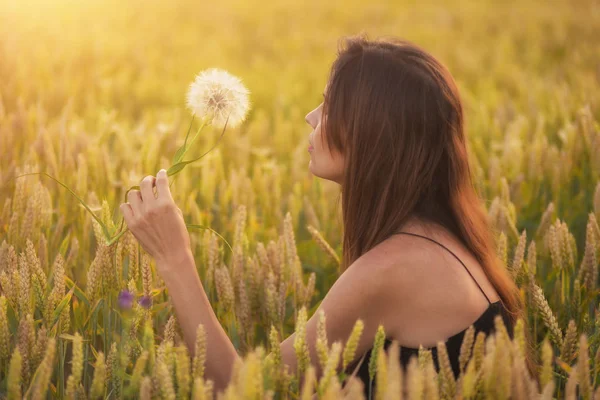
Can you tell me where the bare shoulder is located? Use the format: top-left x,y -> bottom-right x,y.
276,246 -> 400,380
358,221 -> 501,348
277,222 -> 501,380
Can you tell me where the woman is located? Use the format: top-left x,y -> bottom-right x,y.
120,34 -> 536,397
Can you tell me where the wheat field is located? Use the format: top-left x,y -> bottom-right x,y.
0,0 -> 600,398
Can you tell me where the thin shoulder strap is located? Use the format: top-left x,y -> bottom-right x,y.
395,231 -> 492,305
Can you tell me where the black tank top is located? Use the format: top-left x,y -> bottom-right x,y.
343,231 -> 514,397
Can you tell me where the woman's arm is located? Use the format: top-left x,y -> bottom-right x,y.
157,247 -> 241,394
158,246 -> 396,395
119,171 -> 241,392
276,253 -> 395,385
119,170 -> 399,395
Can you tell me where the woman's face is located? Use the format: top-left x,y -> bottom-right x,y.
305,89 -> 345,185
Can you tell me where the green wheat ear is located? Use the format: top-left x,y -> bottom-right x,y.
7,172 -> 112,240
7,173 -> 233,254
6,114 -> 232,251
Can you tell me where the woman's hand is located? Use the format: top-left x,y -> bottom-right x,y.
119,169 -> 191,267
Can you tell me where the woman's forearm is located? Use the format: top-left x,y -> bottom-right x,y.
157,248 -> 240,393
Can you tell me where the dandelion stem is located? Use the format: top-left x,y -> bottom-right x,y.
179,118 -> 208,161
183,115 -> 195,148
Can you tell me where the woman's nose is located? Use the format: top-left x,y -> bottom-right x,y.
305,111 -> 315,127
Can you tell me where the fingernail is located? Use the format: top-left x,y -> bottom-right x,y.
160,169 -> 166,176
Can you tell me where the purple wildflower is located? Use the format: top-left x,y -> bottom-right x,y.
138,295 -> 152,309
118,290 -> 134,310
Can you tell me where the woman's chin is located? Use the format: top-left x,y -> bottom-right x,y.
308,160 -> 318,176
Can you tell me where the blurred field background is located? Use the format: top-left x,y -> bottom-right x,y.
0,0 -> 600,398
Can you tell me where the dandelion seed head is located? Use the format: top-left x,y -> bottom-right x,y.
186,68 -> 251,129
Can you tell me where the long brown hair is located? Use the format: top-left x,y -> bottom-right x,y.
321,34 -> 538,379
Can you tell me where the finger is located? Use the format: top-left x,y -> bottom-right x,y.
127,190 -> 143,215
140,175 -> 157,203
155,169 -> 173,201
120,203 -> 134,225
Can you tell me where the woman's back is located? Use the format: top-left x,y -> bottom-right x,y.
343,231 -> 515,398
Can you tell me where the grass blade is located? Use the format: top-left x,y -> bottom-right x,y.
65,276 -> 90,308
185,223 -> 233,255
51,285 -> 75,330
